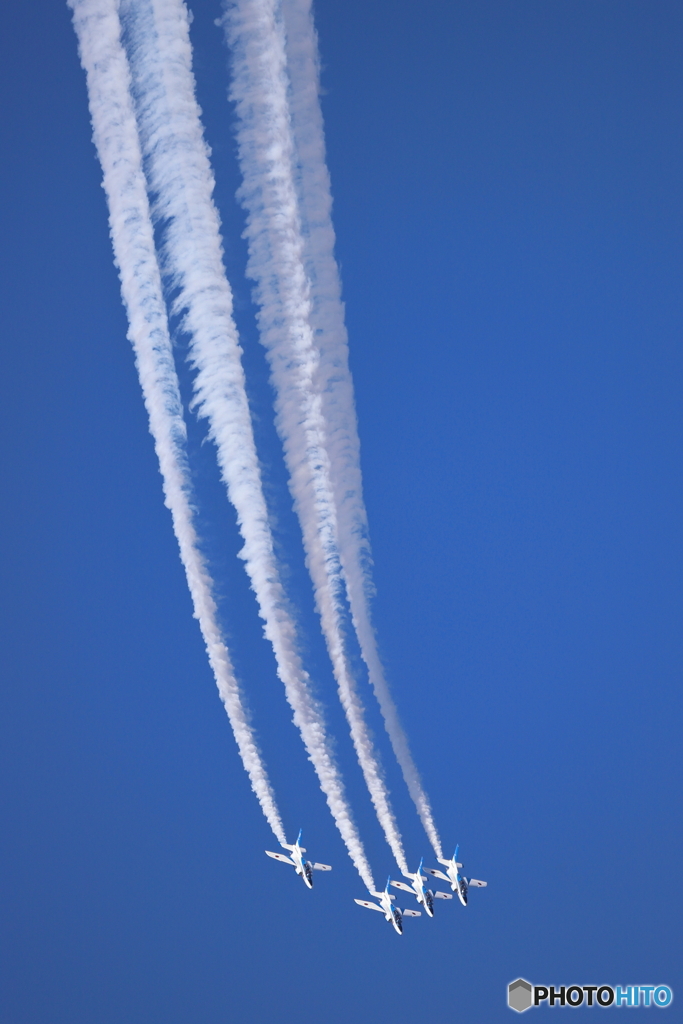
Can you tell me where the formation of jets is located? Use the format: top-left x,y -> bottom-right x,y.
265,834 -> 486,935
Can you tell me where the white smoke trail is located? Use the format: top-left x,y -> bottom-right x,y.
68,0 -> 285,845
119,0 -> 375,890
281,0 -> 444,862
222,0 -> 408,875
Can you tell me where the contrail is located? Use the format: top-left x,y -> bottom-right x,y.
68,0 -> 285,845
119,0 -> 375,890
281,0 -> 444,861
222,0 -> 409,875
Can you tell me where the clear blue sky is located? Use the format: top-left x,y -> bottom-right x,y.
1,1 -> 681,1021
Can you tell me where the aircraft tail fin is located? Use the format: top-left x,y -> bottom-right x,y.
281,829 -> 307,853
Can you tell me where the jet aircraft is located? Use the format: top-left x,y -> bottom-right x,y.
389,857 -> 452,917
355,878 -> 422,934
426,845 -> 487,906
265,830 -> 332,889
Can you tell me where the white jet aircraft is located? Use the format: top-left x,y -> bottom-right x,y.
389,857 -> 453,917
355,878 -> 422,935
265,830 -> 331,889
426,845 -> 487,906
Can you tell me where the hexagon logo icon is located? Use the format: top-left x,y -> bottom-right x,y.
508,978 -> 533,1012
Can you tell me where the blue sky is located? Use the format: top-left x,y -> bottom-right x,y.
1,1 -> 681,1021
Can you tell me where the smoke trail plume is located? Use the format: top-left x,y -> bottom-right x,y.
281,0 -> 444,861
120,0 -> 375,890
68,0 -> 285,844
223,0 -> 409,875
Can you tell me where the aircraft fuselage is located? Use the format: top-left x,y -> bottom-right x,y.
376,888 -> 404,934
390,907 -> 403,934
288,844 -> 314,888
441,858 -> 467,904
422,887 -> 435,915
404,861 -> 436,917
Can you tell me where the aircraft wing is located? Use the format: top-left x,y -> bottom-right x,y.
312,862 -> 332,871
433,891 -> 453,900
468,878 -> 487,887
426,868 -> 450,882
354,899 -> 384,913
390,880 -> 414,893
402,909 -> 421,917
265,851 -> 295,865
